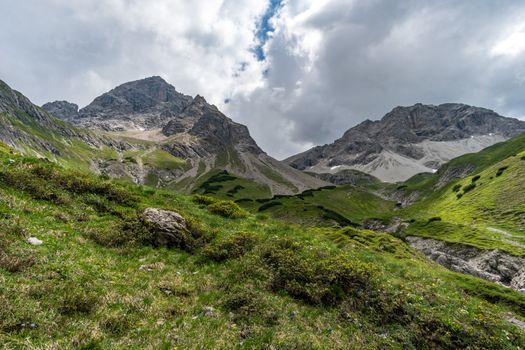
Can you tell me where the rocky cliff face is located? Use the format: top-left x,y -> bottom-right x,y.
41,101 -> 79,121
40,76 -> 325,194
286,103 -> 525,182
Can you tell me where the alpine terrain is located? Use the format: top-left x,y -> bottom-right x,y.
286,103 -> 525,182
0,77 -> 524,349
3,77 -> 326,196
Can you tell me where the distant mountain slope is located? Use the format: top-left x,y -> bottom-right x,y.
42,76 -> 327,194
285,103 -> 525,182
401,131 -> 525,239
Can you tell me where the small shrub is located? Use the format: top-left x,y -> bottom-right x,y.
101,313 -> 132,336
427,217 -> 442,223
59,287 -> 98,315
521,156 -> 525,160
203,231 -> 258,262
208,200 -> 248,218
192,194 -> 218,205
0,253 -> 35,273
235,198 -> 253,203
258,201 -> 282,212
452,184 -> 462,192
471,175 -> 481,182
222,286 -> 277,325
462,183 -> 476,193
227,185 -> 245,195
496,165 -> 509,177
259,238 -> 379,305
456,193 -> 463,200
397,185 -> 408,190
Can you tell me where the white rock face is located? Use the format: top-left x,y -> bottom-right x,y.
305,134 -> 507,182
27,237 -> 43,245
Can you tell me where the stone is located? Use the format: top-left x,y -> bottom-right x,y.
27,237 -> 43,245
141,208 -> 190,248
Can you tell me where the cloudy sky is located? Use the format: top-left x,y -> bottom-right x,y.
1,0 -> 525,159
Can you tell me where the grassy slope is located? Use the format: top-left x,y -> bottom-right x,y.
191,170 -> 272,202
255,185 -> 396,227
1,108 -> 188,188
400,134 -> 525,255
1,144 -> 524,349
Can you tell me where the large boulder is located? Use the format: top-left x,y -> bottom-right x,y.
141,208 -> 209,251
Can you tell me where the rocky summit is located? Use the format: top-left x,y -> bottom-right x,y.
39,77 -> 326,194
285,103 -> 525,182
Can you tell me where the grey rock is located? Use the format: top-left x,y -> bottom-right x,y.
42,101 -> 79,120
406,236 -> 525,292
307,169 -> 379,186
27,237 -> 43,246
141,208 -> 190,247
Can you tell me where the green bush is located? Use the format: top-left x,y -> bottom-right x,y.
496,165 -> 509,177
462,183 -> 476,193
259,238 -> 378,305
258,201 -> 282,211
427,217 -> 442,223
208,200 -> 248,218
192,194 -> 218,205
203,231 -> 258,262
0,160 -> 137,206
222,286 -> 277,325
471,175 -> 481,182
452,184 -> 462,192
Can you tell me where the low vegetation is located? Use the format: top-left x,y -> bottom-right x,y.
0,144 -> 524,348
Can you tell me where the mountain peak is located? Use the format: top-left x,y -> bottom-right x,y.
42,100 -> 79,120
286,102 -> 525,182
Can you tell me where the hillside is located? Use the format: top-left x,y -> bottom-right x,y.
0,142 -> 524,348
399,132 -> 525,254
286,103 -> 525,182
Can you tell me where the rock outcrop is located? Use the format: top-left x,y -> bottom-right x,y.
406,236 -> 525,292
141,208 -> 204,250
41,101 -> 79,120
286,103 -> 525,182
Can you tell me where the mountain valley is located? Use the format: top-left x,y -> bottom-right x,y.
0,77 -> 524,348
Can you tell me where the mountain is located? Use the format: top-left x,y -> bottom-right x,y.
285,103 -> 525,182
40,77 -> 327,194
0,79 -> 114,157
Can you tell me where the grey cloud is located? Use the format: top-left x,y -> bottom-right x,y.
230,0 -> 525,158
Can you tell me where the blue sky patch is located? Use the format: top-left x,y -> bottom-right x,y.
253,0 -> 284,61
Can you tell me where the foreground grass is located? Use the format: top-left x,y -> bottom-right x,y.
0,147 -> 524,349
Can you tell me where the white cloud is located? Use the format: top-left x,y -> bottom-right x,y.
491,30 -> 525,58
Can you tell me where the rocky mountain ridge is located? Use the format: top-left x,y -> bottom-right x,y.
285,103 -> 525,182
39,76 -> 327,194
